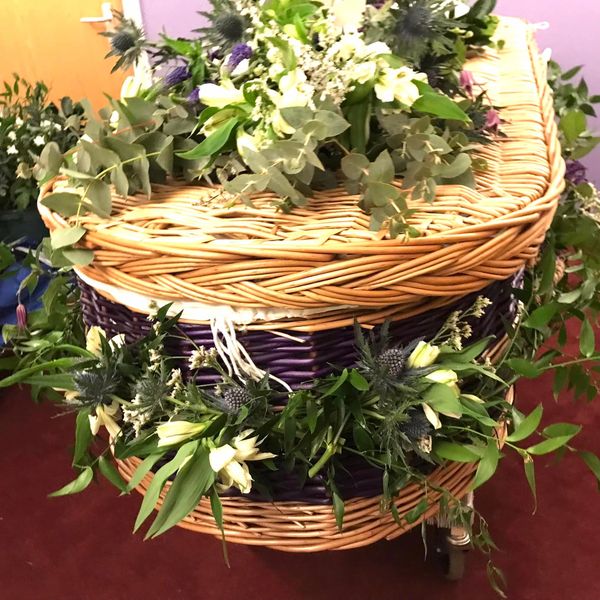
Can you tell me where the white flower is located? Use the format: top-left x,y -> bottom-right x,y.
425,369 -> 458,386
40,119 -> 52,128
231,58 -> 250,77
322,0 -> 367,32
33,135 -> 45,146
209,429 -> 276,494
7,131 -> 16,141
6,145 -> 18,155
156,421 -> 207,447
268,68 -> 314,136
85,326 -> 126,357
198,82 -> 245,108
375,67 -> 425,106
236,130 -> 260,157
407,341 -> 441,369
120,61 -> 153,99
353,61 -> 378,84
15,117 -> 23,126
89,400 -> 122,440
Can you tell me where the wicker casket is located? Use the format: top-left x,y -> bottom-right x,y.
38,17 -> 563,555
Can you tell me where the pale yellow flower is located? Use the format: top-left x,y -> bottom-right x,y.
89,400 -> 122,440
156,421 -> 207,447
407,341 -> 441,369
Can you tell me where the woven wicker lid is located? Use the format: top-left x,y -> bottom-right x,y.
39,18 -> 564,328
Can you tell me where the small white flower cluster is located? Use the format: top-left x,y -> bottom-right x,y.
472,295 -> 493,318
188,346 -> 218,370
122,394 -> 153,438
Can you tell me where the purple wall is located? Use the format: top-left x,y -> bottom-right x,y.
140,0 -> 600,181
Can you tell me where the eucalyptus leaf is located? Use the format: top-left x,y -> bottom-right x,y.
50,226 -> 86,250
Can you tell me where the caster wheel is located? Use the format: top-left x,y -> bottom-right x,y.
433,526 -> 469,581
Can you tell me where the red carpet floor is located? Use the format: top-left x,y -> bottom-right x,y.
1,371 -> 600,600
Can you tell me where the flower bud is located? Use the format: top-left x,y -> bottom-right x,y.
407,341 -> 441,368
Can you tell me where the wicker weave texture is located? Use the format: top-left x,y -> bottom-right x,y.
39,19 -> 563,331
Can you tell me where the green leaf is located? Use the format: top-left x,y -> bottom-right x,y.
523,456 -> 537,513
404,498 -> 429,523
147,445 -> 215,538
423,383 -> 462,417
62,248 -> 95,266
85,179 -> 112,217
579,451 -> 600,490
560,109 -> 586,144
580,319 -> 595,358
73,408 -> 92,467
413,82 -> 469,122
542,423 -> 582,438
98,455 -> 128,492
441,153 -> 471,179
506,405 -> 543,443
524,304 -> 559,329
344,100 -> 371,152
133,441 -> 197,532
527,435 -> 577,455
505,358 -> 543,378
368,150 -> 395,182
333,491 -> 345,530
39,141 -> 64,177
352,423 -> 374,451
126,454 -> 163,492
434,441 -> 480,463
313,110 -> 350,137
322,369 -> 348,398
50,226 -> 86,249
49,467 -> 93,497
349,369 -> 369,391
341,153 -> 369,179
472,440 -> 500,489
177,118 -> 239,159
442,336 -> 492,363
41,192 -> 82,217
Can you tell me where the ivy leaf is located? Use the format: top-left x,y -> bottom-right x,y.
506,405 -> 543,443
49,467 -> 94,497
579,319 -> 595,358
177,118 -> 239,159
50,226 -> 86,249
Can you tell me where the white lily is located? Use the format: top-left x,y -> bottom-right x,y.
89,400 -> 122,440
156,421 -> 207,447
375,67 -> 425,107
197,81 -> 245,108
209,429 -> 276,494
407,341 -> 441,369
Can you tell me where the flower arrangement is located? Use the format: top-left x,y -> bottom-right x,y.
3,1 -> 600,594
37,0 -> 500,253
0,74 -> 82,213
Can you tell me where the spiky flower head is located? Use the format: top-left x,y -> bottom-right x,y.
72,367 -> 121,407
214,13 -> 245,44
220,386 -> 253,414
196,2 -> 249,50
401,409 -> 433,441
102,11 -> 146,72
376,348 -> 406,379
111,30 -> 137,54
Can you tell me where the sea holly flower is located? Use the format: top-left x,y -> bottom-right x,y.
156,421 -> 207,447
209,429 -> 276,494
407,340 -> 441,368
89,400 -> 122,440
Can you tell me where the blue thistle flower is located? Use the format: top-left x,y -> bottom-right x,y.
228,43 -> 252,70
164,65 -> 191,87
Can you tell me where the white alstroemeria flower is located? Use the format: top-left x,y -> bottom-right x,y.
363,41 -> 392,57
7,145 -> 18,155
156,421 -> 207,447
322,0 -> 367,32
375,67 -> 426,106
236,129 -> 260,158
33,135 -> 46,146
268,68 -> 314,136
209,430 -> 276,494
422,403 -> 442,430
231,58 -> 251,77
425,369 -> 458,386
407,341 -> 441,369
353,61 -> 378,85
198,81 -> 245,108
85,326 -> 126,357
89,400 -> 122,439
7,130 -> 16,141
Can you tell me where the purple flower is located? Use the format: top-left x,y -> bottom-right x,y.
187,87 -> 200,105
164,65 -> 191,87
459,70 -> 475,98
16,303 -> 27,330
565,159 -> 588,185
484,108 -> 502,134
227,43 -> 252,70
